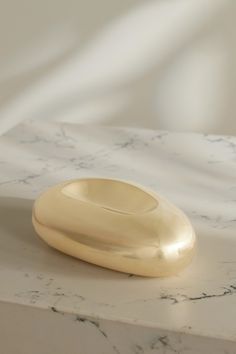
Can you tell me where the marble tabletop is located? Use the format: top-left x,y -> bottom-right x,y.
0,120 -> 236,353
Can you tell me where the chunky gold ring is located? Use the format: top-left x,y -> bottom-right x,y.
32,178 -> 196,277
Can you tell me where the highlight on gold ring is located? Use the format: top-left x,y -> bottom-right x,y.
32,178 -> 196,277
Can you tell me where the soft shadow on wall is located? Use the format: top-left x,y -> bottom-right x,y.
0,0 -> 235,135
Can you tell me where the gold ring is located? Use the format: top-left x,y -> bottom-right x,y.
32,178 -> 196,277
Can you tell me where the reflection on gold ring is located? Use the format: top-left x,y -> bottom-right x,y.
32,178 -> 196,277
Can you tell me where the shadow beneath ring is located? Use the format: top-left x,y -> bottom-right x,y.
0,196 -> 126,280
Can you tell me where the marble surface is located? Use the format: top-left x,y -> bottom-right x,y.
0,120 -> 236,353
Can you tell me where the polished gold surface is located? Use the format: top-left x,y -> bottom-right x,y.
32,178 -> 196,277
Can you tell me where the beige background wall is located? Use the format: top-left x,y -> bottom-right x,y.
0,0 -> 235,135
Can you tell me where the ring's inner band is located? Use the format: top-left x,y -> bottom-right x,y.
62,179 -> 158,214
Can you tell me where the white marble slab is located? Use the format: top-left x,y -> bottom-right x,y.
0,120 -> 236,353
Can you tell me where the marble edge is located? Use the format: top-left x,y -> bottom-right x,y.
0,297 -> 235,344
2,118 -> 236,141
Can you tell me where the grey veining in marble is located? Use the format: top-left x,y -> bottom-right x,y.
0,120 -> 236,353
